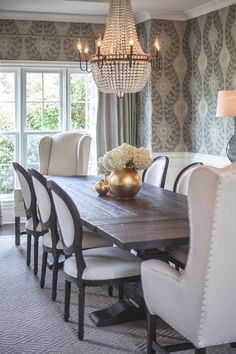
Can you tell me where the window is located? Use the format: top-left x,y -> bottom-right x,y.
0,71 -> 17,195
0,65 -> 98,197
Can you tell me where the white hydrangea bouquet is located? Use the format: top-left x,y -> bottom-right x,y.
97,143 -> 152,174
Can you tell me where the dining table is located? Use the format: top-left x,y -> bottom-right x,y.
48,175 -> 190,326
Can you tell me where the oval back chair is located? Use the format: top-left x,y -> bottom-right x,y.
142,156 -> 169,188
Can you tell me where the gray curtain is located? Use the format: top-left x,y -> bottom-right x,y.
96,92 -> 137,158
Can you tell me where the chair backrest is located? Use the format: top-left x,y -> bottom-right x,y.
142,156 -> 169,188
183,163 -> 236,345
39,132 -> 91,176
29,169 -> 59,251
173,162 -> 203,195
47,180 -> 85,281
12,162 -> 38,223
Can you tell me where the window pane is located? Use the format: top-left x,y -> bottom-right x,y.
0,135 -> 15,194
0,103 -> 15,131
26,73 -> 42,102
70,74 -> 86,101
71,102 -> 86,130
26,134 -> 44,170
26,103 -> 43,130
26,71 -> 61,131
43,73 -> 60,101
43,103 -> 59,130
0,72 -> 15,102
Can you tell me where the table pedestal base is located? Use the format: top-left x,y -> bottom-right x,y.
89,299 -> 145,327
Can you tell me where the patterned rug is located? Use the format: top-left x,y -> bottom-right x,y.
0,235 -> 234,354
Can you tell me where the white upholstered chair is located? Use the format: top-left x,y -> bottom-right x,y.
173,162 -> 203,195
142,156 -> 169,188
13,162 -> 47,275
39,132 -> 91,176
168,162 -> 203,268
14,132 -> 91,245
142,163 -> 236,353
48,179 -> 141,340
30,169 -> 111,301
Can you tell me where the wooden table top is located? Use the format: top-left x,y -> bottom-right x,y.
48,176 -> 189,250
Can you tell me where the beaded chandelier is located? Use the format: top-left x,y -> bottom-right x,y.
77,0 -> 160,97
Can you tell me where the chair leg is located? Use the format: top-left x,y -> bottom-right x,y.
78,286 -> 85,341
108,285 -> 113,297
64,280 -> 71,322
195,349 -> 206,353
33,236 -> 39,275
118,284 -> 124,300
15,216 -> 20,246
26,233 -> 31,266
147,311 -> 157,354
40,251 -> 48,288
52,255 -> 59,301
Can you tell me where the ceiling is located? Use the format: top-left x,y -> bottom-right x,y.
0,0 -> 234,23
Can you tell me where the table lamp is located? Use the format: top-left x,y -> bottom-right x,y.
216,90 -> 236,162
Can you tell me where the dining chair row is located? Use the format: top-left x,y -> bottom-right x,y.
142,155 -> 203,196
12,162 -> 142,341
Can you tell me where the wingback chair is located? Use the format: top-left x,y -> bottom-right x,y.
142,163 -> 236,353
39,132 -> 91,176
14,132 -> 91,245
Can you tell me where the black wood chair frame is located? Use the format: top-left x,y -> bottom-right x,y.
173,162 -> 203,193
13,162 -> 46,275
29,169 -> 64,301
48,179 -> 141,340
142,156 -> 169,188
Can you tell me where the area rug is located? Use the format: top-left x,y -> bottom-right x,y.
0,235 -> 233,354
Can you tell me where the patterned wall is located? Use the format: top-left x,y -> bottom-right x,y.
137,19 -> 188,152
1,6 -> 236,156
138,4 -> 236,155
183,5 -> 236,155
0,20 -> 104,61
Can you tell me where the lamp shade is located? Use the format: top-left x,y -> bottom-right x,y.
216,90 -> 236,117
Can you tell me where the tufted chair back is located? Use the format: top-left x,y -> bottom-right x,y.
39,132 -> 91,176
185,163 -> 236,346
142,163 -> 236,349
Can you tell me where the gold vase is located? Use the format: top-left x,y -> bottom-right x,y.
95,179 -> 110,196
109,167 -> 141,199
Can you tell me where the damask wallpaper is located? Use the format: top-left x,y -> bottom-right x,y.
0,20 -> 104,61
0,5 -> 236,156
183,5 -> 236,155
137,4 -> 236,156
137,19 -> 188,152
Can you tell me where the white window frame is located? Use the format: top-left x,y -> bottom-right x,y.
0,61 -> 98,201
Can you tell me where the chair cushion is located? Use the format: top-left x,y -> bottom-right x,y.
82,231 -> 113,249
25,217 -> 42,232
167,245 -> 189,266
43,232 -> 63,250
64,247 -> 141,281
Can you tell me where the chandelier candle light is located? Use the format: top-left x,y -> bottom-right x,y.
77,0 -> 160,97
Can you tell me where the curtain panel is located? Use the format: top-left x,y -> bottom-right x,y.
96,92 -> 137,158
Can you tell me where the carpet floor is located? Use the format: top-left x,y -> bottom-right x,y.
0,235 -> 235,354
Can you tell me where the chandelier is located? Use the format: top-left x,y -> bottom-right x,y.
77,0 -> 160,97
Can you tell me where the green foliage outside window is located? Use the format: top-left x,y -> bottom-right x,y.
0,71 -> 89,195
0,136 -> 14,194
